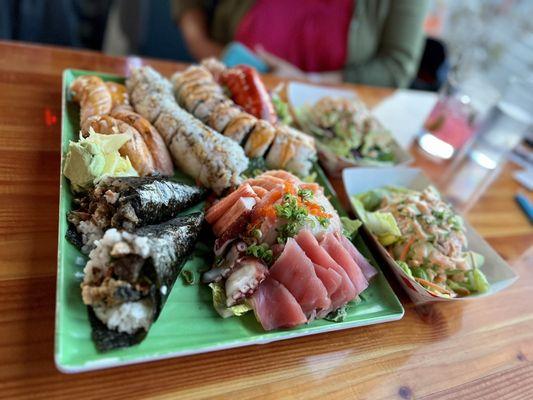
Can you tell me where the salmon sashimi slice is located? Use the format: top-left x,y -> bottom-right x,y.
205,183 -> 256,224
337,233 -> 378,281
249,186 -> 283,222
256,174 -> 285,186
262,170 -> 301,184
212,196 -> 256,237
251,185 -> 268,199
321,233 -> 369,294
245,177 -> 282,191
269,238 -> 330,314
250,277 -> 307,331
299,182 -> 321,193
294,229 -> 356,305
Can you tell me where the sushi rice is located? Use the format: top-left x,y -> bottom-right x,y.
83,229 -> 153,334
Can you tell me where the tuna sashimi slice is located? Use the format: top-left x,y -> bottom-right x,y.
269,238 -> 330,314
250,278 -> 307,331
295,229 -> 356,306
206,183 -> 256,224
313,263 -> 343,311
337,233 -> 378,281
321,233 -> 368,294
212,196 -> 256,237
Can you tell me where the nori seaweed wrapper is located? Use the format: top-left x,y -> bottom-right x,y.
102,176 -> 207,229
67,176 -> 207,252
87,212 -> 204,352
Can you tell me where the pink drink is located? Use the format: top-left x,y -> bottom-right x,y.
423,97 -> 477,149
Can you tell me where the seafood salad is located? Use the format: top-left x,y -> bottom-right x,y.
352,186 -> 489,297
203,170 -> 377,330
296,96 -> 396,165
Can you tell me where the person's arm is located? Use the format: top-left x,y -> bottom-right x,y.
172,0 -> 223,60
256,46 -> 343,84
344,0 -> 429,88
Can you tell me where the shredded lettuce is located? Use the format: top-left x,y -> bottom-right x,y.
208,282 -> 252,318
466,268 -> 490,293
395,260 -> 413,278
271,92 -> 293,125
465,251 -> 484,269
324,297 -> 362,322
341,216 -> 362,239
324,304 -> 348,322
351,197 -> 401,246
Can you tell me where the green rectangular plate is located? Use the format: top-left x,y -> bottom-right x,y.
55,69 -> 404,373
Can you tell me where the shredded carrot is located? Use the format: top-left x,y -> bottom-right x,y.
414,277 -> 453,295
399,237 -> 415,261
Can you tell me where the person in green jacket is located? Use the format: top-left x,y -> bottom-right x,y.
173,0 -> 429,88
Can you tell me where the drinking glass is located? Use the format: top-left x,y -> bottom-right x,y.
417,75 -> 498,160
438,78 -> 533,211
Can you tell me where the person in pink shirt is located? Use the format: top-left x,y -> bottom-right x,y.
174,0 -> 429,87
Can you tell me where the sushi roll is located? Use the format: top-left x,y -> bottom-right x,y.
181,87 -> 222,115
193,97 -> 228,123
222,113 -> 257,144
165,105 -> 248,194
127,66 -> 173,97
82,213 -> 204,351
200,57 -> 226,80
126,67 -> 249,194
170,63 -> 317,177
130,92 -> 169,124
105,82 -> 132,111
177,81 -> 221,106
70,75 -> 113,125
265,126 -> 316,177
68,176 -> 207,252
110,106 -> 174,176
82,115 -> 157,177
172,65 -> 213,97
243,120 -> 276,158
207,102 -> 241,133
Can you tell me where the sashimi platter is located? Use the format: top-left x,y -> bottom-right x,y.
56,58 -> 511,372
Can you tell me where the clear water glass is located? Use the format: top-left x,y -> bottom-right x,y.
438,78 -> 533,211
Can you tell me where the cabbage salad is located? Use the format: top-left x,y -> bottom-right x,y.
352,186 -> 489,297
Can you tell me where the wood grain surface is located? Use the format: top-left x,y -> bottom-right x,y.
0,41 -> 531,400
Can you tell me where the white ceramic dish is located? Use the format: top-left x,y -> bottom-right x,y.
342,167 -> 518,304
287,82 -> 413,177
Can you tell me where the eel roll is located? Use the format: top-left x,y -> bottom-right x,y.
82,212 -> 204,351
68,176 -> 206,253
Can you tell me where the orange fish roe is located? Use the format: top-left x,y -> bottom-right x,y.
304,200 -> 332,219
284,181 -> 297,196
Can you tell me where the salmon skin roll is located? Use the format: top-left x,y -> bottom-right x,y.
83,213 -> 204,351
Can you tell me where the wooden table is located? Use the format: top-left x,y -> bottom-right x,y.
1,41 -> 532,400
